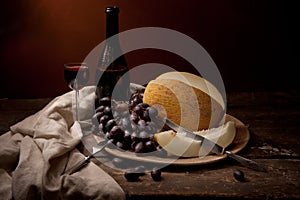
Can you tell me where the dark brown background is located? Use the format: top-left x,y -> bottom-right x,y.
0,0 -> 297,98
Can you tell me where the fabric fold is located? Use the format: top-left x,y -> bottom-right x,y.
0,87 -> 125,200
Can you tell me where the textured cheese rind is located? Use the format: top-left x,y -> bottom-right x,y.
156,71 -> 225,109
143,78 -> 225,130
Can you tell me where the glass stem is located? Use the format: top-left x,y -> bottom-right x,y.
74,79 -> 79,122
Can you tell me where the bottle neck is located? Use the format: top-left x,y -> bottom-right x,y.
105,8 -> 119,39
98,7 -> 127,69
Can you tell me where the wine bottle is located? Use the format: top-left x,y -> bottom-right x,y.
95,6 -> 130,102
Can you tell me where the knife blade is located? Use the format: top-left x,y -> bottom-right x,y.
165,119 -> 267,172
64,139 -> 113,175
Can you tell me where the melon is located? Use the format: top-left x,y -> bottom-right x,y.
195,121 -> 236,148
154,121 -> 236,157
143,72 -> 225,131
154,130 -> 202,157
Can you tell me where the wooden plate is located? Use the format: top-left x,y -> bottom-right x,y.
94,114 -> 250,166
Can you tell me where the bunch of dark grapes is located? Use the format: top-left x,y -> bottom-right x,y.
91,92 -> 164,154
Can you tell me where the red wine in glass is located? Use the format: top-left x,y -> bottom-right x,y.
64,63 -> 89,121
64,63 -> 89,90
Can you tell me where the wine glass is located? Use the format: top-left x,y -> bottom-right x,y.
64,63 -> 89,121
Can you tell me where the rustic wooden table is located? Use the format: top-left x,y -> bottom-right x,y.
1,91 -> 299,199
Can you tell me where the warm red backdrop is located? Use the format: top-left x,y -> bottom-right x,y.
0,0 -> 296,98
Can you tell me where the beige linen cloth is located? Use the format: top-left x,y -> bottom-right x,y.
0,87 -> 125,200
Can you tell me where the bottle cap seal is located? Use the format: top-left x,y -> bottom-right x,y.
105,6 -> 120,14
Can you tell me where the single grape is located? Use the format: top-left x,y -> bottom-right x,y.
99,115 -> 110,126
103,106 -> 112,116
139,131 -> 149,142
142,110 -> 150,121
134,141 -> 144,153
99,123 -> 105,133
128,102 -> 135,111
137,119 -> 146,127
151,167 -> 162,181
131,141 -> 138,150
116,141 -> 125,149
130,132 -> 139,142
149,134 -> 155,142
124,169 -> 141,182
129,96 -> 143,110
99,97 -> 111,106
133,104 -> 144,117
146,121 -> 158,134
105,132 -> 112,140
145,140 -> 156,152
95,105 -> 105,113
147,106 -> 158,119
137,120 -> 146,131
110,126 -> 125,141
120,117 -> 131,130
130,92 -> 143,102
123,130 -> 132,142
233,169 -> 245,182
105,119 -> 117,132
138,102 -> 149,109
130,112 -> 139,124
131,123 -> 139,132
92,112 -> 105,123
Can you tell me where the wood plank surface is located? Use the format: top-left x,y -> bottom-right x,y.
0,91 -> 299,199
96,159 -> 300,200
0,98 -> 52,134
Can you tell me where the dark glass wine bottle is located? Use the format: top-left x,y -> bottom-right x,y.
95,6 -> 130,102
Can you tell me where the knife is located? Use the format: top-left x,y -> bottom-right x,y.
64,139 -> 113,175
165,119 -> 267,172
